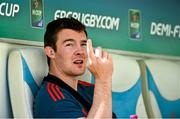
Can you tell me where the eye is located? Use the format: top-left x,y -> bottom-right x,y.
65,43 -> 72,46
65,42 -> 74,47
81,42 -> 87,48
81,43 -> 87,46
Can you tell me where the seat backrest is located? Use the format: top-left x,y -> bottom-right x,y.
0,42 -> 13,118
8,48 -> 92,118
110,54 -> 147,118
8,48 -> 48,118
144,59 -> 180,118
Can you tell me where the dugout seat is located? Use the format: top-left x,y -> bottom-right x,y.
107,54 -> 148,118
143,59 -> 180,118
8,48 -> 48,118
7,48 -> 92,118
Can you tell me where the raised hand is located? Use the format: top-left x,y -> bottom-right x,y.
86,39 -> 113,82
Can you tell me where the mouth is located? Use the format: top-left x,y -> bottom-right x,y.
73,59 -> 83,64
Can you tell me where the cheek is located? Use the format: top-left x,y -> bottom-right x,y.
55,49 -> 67,61
57,51 -> 71,61
55,53 -> 72,69
83,48 -> 88,57
57,47 -> 72,57
85,51 -> 88,61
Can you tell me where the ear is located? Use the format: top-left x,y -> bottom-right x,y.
44,46 -> 55,58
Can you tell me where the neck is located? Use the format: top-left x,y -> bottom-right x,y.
49,68 -> 79,91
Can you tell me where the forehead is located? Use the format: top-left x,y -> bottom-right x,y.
56,29 -> 87,43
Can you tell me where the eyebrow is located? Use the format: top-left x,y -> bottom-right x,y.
62,39 -> 74,44
63,39 -> 87,44
81,40 -> 87,44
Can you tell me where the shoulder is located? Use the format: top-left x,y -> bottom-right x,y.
78,80 -> 94,87
34,82 -> 87,118
78,80 -> 94,93
78,80 -> 94,101
45,82 -> 66,102
35,81 -> 74,103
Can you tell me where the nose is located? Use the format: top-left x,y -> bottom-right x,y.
75,50 -> 83,56
74,45 -> 86,56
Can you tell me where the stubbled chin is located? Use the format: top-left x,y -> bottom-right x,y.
75,69 -> 86,76
74,72 -> 85,80
74,63 -> 86,69
72,63 -> 86,74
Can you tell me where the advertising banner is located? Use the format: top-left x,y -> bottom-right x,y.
0,0 -> 180,57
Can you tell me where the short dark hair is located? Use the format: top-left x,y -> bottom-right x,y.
44,17 -> 88,66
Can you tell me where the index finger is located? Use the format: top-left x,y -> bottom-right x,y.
87,39 -> 95,65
